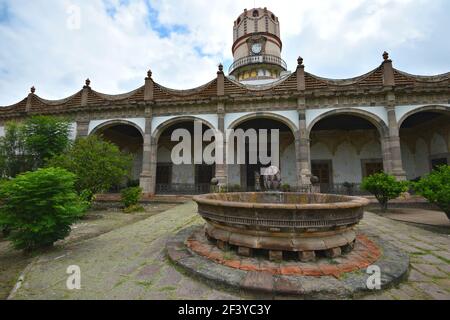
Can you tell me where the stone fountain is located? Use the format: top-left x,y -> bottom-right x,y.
166,166 -> 409,297
193,166 -> 369,261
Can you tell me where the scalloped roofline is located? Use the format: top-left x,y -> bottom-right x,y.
225,72 -> 292,91
33,90 -> 83,105
393,68 -> 450,82
1,64 -> 449,109
91,86 -> 144,101
155,78 -> 217,96
305,65 -> 383,86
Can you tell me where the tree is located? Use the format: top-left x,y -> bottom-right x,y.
22,116 -> 72,168
49,135 -> 132,201
0,122 -> 33,178
361,172 -> 408,212
0,168 -> 85,251
414,165 -> 450,220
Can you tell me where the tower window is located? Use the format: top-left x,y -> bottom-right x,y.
253,10 -> 259,17
271,14 -> 275,20
237,17 -> 241,24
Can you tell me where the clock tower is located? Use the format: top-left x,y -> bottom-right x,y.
229,7 -> 287,82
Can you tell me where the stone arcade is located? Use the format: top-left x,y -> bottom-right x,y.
0,7 -> 449,196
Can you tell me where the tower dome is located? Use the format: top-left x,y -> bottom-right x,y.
229,8 -> 287,82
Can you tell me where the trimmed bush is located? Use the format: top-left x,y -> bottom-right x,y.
414,165 -> 450,220
121,187 -> 143,211
281,183 -> 291,192
0,168 -> 85,251
362,172 -> 408,212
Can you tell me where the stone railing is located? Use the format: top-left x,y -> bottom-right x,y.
229,54 -> 287,74
156,183 -> 211,195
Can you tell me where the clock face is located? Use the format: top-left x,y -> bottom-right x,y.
251,43 -> 262,54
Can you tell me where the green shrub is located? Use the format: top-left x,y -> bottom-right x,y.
361,172 -> 408,212
414,165 -> 450,220
49,135 -> 132,200
0,168 -> 85,251
281,183 -> 291,192
121,187 -> 143,209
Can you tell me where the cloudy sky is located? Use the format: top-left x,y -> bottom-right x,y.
0,0 -> 449,106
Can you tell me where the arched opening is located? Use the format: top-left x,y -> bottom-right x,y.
399,108 -> 450,181
228,117 -> 296,191
309,114 -> 385,194
92,122 -> 144,190
155,120 -> 215,195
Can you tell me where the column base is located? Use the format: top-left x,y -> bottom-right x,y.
139,173 -> 154,194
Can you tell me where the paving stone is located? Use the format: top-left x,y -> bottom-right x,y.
393,283 -> 429,300
241,271 -> 274,293
434,279 -> 450,293
408,269 -> 432,282
413,282 -> 450,300
410,254 -> 445,265
436,264 -> 450,275
8,206 -> 450,301
135,264 -> 161,280
434,250 -> 450,262
412,263 -> 448,278
409,241 -> 440,252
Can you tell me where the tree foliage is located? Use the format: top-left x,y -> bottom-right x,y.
22,116 -> 72,168
0,116 -> 72,177
414,165 -> 450,219
0,122 -> 32,178
49,135 -> 132,200
0,168 -> 85,251
362,172 -> 408,212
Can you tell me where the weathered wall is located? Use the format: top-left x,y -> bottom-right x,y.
400,117 -> 450,179
310,130 -> 382,183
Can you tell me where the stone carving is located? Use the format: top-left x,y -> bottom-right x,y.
262,166 -> 281,191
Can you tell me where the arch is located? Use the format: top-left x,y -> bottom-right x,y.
307,108 -> 389,138
227,112 -> 298,135
90,119 -> 144,138
151,115 -> 216,142
398,105 -> 450,128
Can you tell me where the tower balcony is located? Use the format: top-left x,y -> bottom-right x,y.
229,54 -> 287,75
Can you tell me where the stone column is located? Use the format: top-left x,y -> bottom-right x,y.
215,104 -> 228,188
296,102 -> 312,188
215,64 -> 228,189
139,112 -> 154,195
76,120 -> 90,138
295,57 -> 311,189
381,136 -> 392,174
386,106 -> 407,180
140,70 -> 156,195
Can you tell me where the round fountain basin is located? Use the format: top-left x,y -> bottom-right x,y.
193,192 -> 370,257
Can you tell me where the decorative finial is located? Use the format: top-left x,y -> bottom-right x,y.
30,86 -> 35,94
218,63 -> 223,73
383,51 -> 389,61
146,69 -> 152,79
297,56 -> 304,67
85,78 -> 91,87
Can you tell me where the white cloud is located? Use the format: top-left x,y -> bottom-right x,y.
0,0 -> 448,106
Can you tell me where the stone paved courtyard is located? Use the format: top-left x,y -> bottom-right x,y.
7,202 -> 450,300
